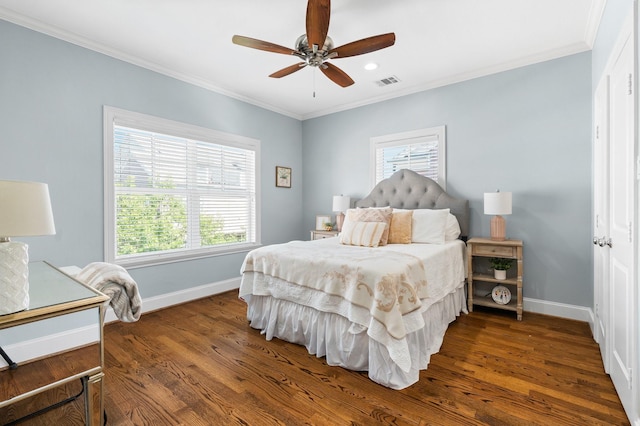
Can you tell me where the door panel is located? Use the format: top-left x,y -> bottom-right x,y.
593,76 -> 609,370
608,28 -> 635,418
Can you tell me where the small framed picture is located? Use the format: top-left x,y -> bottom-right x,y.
276,166 -> 291,188
316,215 -> 332,231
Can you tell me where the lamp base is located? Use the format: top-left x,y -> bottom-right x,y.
0,241 -> 30,315
336,212 -> 345,232
490,215 -> 507,241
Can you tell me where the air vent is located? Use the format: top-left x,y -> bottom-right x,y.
374,75 -> 401,87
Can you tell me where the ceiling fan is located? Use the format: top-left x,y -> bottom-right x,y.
232,0 -> 396,88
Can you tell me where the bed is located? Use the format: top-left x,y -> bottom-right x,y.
239,169 -> 470,389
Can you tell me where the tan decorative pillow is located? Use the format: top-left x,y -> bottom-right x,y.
344,207 -> 393,245
339,221 -> 387,247
388,210 -> 413,244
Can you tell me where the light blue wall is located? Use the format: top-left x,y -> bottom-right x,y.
0,9 -> 608,335
302,52 -> 593,307
0,20 -> 303,307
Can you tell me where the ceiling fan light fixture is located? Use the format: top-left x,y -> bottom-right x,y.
295,34 -> 334,67
364,62 -> 378,71
232,0 -> 396,87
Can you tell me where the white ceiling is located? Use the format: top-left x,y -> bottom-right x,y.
0,0 -> 604,120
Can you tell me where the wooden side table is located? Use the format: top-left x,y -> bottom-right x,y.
467,238 -> 524,320
310,230 -> 339,240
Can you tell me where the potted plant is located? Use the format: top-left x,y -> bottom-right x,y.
489,257 -> 513,280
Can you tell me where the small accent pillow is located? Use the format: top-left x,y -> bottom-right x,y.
339,221 -> 387,247
445,213 -> 461,241
388,210 -> 413,244
343,207 -> 393,245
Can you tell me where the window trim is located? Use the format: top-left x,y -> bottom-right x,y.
103,106 -> 261,268
370,126 -> 446,190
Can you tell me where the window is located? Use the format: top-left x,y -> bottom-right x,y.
370,126 -> 446,189
104,107 -> 260,267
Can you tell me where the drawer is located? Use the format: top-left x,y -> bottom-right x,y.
472,244 -> 516,257
311,231 -> 338,240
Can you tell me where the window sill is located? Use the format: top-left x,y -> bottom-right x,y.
113,243 -> 261,269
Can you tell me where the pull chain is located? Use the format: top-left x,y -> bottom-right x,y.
313,68 -> 316,98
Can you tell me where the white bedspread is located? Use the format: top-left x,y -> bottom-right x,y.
239,238 -> 466,372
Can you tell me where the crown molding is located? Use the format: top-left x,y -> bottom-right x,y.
584,0 -> 607,48
0,3 -> 599,122
300,42 -> 592,120
0,9 -> 303,120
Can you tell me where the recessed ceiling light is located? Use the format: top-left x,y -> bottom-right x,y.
364,63 -> 378,71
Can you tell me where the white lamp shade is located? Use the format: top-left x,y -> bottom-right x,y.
484,192 -> 512,216
0,180 -> 56,237
332,195 -> 351,212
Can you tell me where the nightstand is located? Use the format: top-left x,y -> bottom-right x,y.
0,262 -> 109,424
467,238 -> 523,320
310,230 -> 339,240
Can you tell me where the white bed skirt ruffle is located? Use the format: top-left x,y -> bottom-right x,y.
243,285 -> 467,390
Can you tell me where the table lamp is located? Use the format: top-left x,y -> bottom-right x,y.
332,195 -> 351,231
0,181 -> 56,315
484,190 -> 512,241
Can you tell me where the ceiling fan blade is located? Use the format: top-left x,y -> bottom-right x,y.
329,33 -> 396,58
320,62 -> 354,87
306,0 -> 330,50
269,63 -> 308,78
232,35 -> 297,55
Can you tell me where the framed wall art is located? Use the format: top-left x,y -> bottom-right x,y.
276,166 -> 291,188
315,215 -> 332,231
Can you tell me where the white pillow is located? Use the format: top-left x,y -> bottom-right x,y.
394,208 -> 450,244
445,213 -> 461,241
339,221 -> 387,247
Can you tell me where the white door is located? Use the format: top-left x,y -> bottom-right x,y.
593,76 -> 610,371
608,26 -> 636,419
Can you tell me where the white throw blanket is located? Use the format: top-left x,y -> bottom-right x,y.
75,262 -> 142,322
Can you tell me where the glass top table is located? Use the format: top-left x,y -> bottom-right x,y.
0,261 -> 109,425
0,261 -> 109,329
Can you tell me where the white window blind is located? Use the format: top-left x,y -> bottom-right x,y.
371,126 -> 446,189
104,107 -> 260,267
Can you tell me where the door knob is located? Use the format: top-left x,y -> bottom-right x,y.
604,238 -> 612,248
593,237 -> 599,245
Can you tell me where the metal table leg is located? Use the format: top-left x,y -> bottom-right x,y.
0,346 -> 18,370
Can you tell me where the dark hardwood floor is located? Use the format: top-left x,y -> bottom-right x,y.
1,291 -> 629,425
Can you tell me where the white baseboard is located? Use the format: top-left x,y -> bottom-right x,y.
1,283 -> 593,369
0,276 -> 241,368
524,297 -> 595,331
104,275 -> 241,324
0,324 -> 100,369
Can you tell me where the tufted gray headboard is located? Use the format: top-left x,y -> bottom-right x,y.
354,169 -> 470,239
